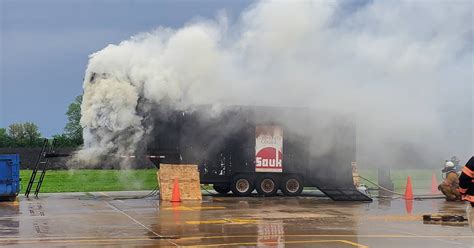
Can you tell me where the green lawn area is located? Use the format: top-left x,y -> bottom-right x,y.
19,168 -> 442,193
359,168 -> 442,192
20,169 -> 158,193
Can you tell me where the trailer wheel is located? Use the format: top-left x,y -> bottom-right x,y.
281,176 -> 303,196
256,175 -> 279,196
231,175 -> 255,196
213,184 -> 231,194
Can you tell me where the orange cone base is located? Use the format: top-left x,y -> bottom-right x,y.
405,199 -> 413,214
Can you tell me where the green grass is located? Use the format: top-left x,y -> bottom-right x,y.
20,169 -> 158,193
19,168 -> 443,193
359,168 -> 442,192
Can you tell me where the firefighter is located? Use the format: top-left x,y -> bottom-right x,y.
458,156 -> 474,231
438,161 -> 461,201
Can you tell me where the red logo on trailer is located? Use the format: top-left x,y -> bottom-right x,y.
255,126 -> 283,173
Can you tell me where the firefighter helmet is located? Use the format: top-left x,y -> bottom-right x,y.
444,161 -> 455,172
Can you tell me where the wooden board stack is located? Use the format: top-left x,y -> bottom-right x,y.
158,164 -> 202,201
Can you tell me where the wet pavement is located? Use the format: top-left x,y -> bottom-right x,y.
0,191 -> 472,247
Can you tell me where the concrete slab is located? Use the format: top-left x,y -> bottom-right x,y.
0,191 -> 472,247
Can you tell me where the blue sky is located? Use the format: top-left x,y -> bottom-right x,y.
0,0 -> 253,137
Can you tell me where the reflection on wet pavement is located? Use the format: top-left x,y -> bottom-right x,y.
0,201 -> 19,237
0,191 -> 472,247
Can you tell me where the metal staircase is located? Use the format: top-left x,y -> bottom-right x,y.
34,139 -> 57,197
25,139 -> 48,198
25,139 -> 57,198
316,185 -> 373,201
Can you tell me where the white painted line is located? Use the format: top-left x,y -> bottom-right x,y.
395,229 -> 464,246
100,192 -> 178,247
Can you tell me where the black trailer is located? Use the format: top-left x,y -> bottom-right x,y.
148,105 -> 371,201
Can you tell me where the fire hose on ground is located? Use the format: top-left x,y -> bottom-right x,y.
120,176 -> 448,200
112,185 -> 160,200
358,175 -> 446,200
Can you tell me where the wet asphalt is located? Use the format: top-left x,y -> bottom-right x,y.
0,191 -> 472,247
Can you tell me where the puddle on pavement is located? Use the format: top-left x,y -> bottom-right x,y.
0,202 -> 19,236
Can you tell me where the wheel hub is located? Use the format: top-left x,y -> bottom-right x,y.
236,179 -> 250,192
286,179 -> 300,193
261,179 -> 275,193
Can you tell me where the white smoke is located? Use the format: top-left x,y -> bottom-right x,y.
76,1 -> 473,167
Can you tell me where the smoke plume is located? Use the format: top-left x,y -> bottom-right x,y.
76,1 -> 473,168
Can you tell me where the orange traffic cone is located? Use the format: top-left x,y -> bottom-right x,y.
170,177 -> 181,202
404,176 -> 414,200
431,173 -> 438,194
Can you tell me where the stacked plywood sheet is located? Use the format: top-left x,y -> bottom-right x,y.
158,164 -> 202,201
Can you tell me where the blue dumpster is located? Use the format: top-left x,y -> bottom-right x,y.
0,154 -> 20,201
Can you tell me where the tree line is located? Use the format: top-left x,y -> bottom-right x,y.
0,95 -> 83,148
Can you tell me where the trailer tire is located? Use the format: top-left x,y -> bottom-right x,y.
256,174 -> 279,196
281,175 -> 303,196
213,184 -> 231,194
231,175 -> 255,196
